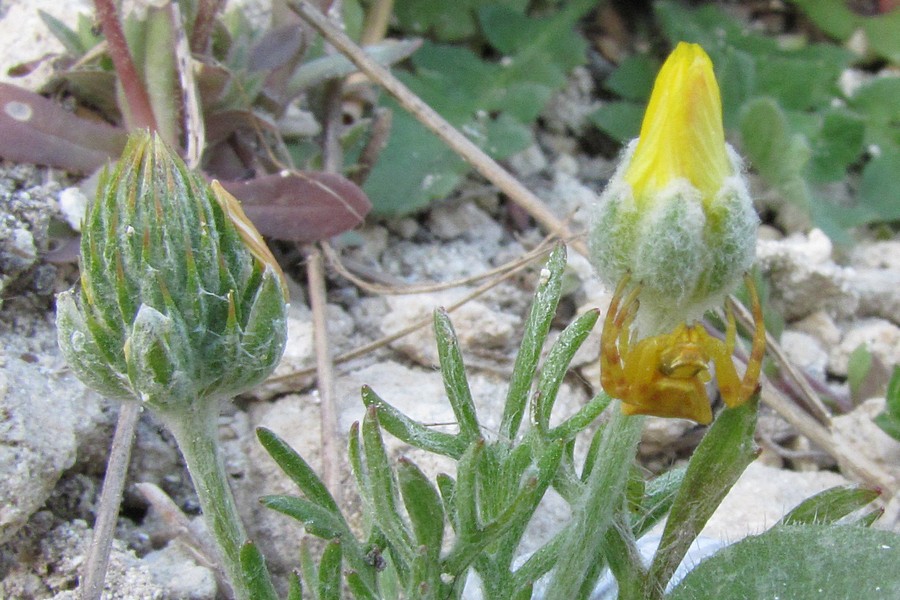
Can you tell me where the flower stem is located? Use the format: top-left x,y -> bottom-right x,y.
163,401 -> 249,600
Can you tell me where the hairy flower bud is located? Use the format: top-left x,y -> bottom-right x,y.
57,132 -> 287,412
589,42 -> 758,334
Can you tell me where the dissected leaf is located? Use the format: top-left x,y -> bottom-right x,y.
219,171 -> 371,242
0,83 -> 126,173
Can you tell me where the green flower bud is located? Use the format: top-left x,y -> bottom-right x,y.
589,43 -> 758,335
57,132 -> 288,412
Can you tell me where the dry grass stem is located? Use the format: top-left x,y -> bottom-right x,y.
81,402 -> 141,600
288,0 -> 588,257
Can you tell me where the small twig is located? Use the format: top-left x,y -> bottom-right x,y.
321,78 -> 345,173
81,402 -> 141,600
321,237 -> 552,295
135,482 -> 232,597
287,0 -> 587,257
308,4 -> 349,499
728,295 -> 832,424
170,3 -> 205,169
93,0 -> 157,132
268,241 -> 553,385
306,244 -> 342,500
190,0 -> 225,54
349,106 -> 392,186
359,0 -> 394,46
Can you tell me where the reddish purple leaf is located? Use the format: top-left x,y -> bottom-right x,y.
0,83 -> 126,173
218,171 -> 371,242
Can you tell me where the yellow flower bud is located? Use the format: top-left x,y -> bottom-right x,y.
589,42 -> 758,335
624,42 -> 731,208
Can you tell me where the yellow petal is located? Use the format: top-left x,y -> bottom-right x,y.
210,180 -> 288,301
624,42 -> 731,207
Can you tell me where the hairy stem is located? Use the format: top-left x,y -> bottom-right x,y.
163,401 -> 249,600
93,0 -> 158,132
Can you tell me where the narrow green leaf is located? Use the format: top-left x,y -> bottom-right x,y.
632,466 -> 686,538
256,427 -> 342,515
445,440 -> 564,574
318,539 -> 343,600
645,395 -> 759,597
876,366 -> 900,441
455,439 -> 485,539
398,458 -> 445,558
777,484 -> 881,527
287,571 -> 303,600
669,525 -> 900,599
846,345 -> 873,400
362,407 -> 415,562
239,542 -> 279,600
534,308 -> 600,433
548,392 -> 612,442
436,473 -> 458,532
361,386 -> 466,458
853,508 -> 884,528
38,10 -> 88,55
261,495 -> 346,540
501,244 -> 566,440
511,583 -> 533,600
434,309 -> 480,443
346,571 -> 380,600
299,540 -> 319,597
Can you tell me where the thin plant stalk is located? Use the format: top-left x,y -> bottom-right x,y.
162,401 -> 250,600
81,402 -> 141,600
93,0 -> 157,132
306,244 -> 342,501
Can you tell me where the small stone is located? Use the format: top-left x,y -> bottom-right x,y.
380,291 -> 520,367
829,318 -> 900,377
850,241 -> 900,271
756,229 -> 858,320
831,398 -> 900,490
58,187 -> 89,232
639,417 -> 696,458
780,330 -> 829,380
0,317 -> 105,544
428,200 -> 503,245
791,310 -> 841,348
143,544 -> 217,600
508,143 -> 548,178
701,462 -> 852,540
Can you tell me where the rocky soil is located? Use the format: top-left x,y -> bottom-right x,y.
1,2 -> 899,599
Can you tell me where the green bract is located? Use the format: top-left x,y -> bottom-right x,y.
57,131 -> 287,412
